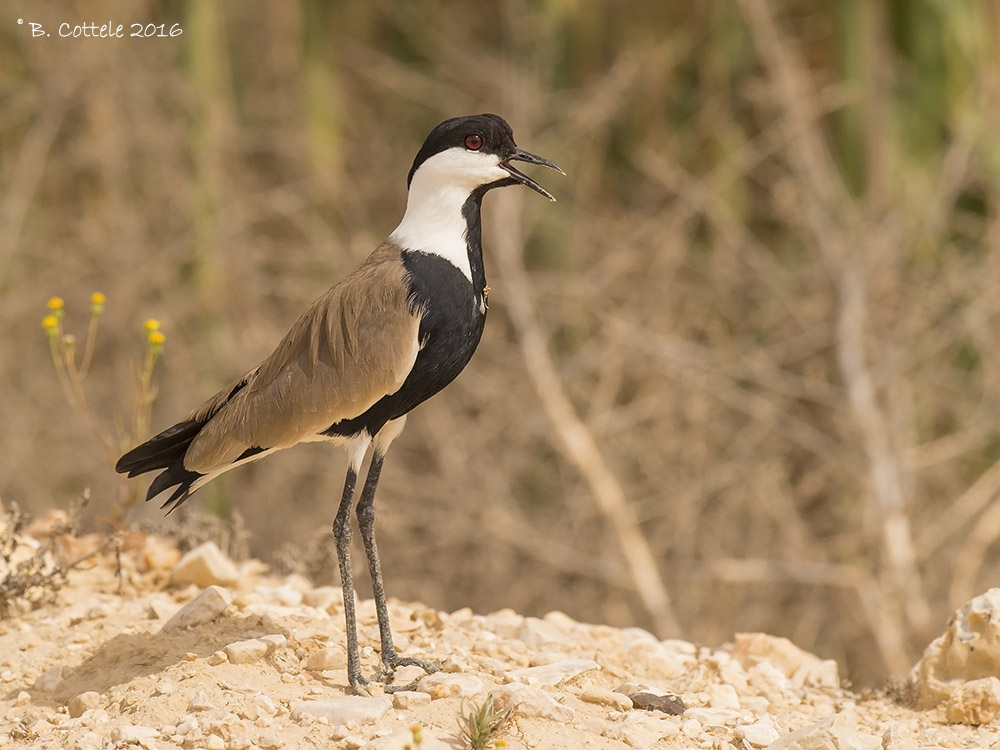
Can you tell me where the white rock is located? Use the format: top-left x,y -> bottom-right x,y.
706,683 -> 740,709
507,659 -> 599,687
392,690 -> 432,709
517,617 -> 572,650
416,672 -> 484,698
253,693 -> 278,716
290,696 -> 392,725
225,638 -> 270,664
73,731 -> 103,750
768,712 -> 881,750
303,586 -> 343,610
603,712 -> 679,747
205,735 -> 225,750
911,588 -> 1000,709
110,724 -> 159,743
581,687 -> 634,711
172,541 -> 240,587
160,585 -> 232,632
33,666 -> 66,692
68,691 -> 100,718
490,683 -> 573,722
305,647 -> 346,671
737,718 -> 781,747
188,689 -> 217,711
153,680 -> 175,696
259,634 -> 286,650
945,676 -> 1000,725
256,729 -> 285,748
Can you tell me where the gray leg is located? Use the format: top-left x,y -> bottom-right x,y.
333,465 -> 366,690
356,449 -> 439,690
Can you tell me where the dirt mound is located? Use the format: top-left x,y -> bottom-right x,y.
1,515 -> 996,749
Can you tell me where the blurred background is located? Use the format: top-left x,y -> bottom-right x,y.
3,0 -> 1000,687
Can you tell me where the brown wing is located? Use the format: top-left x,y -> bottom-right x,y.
182,243 -> 420,473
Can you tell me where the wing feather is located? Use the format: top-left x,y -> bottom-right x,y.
183,243 -> 420,473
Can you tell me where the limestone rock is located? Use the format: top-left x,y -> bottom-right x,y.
736,718 -> 780,747
290,696 -> 392,725
603,712 -> 680,748
160,585 -> 232,632
68,691 -> 100,718
944,676 -> 1000,725
732,632 -> 834,687
911,588 -> 1000,710
171,541 -> 240,588
768,712 -> 881,750
304,646 -> 346,671
491,683 -> 573,722
225,638 -> 270,665
392,690 -> 431,709
507,659 -> 599,687
416,671 -> 484,698
581,687 -> 634,711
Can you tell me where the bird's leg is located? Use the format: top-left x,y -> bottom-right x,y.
333,462 -> 367,692
356,445 -> 439,690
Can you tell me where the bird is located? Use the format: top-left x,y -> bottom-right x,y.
116,113 -> 563,691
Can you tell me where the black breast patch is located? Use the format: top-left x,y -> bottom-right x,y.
323,251 -> 486,439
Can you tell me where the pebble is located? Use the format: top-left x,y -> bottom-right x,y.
707,682 -> 740,709
225,638 -> 271,664
290,696 -> 393,725
604,712 -> 678,747
737,718 -> 781,747
305,646 -> 346,671
768,712 -> 881,750
630,691 -> 686,715
580,686 -> 634,710
160,585 -> 232,632
491,683 -> 573,722
68,691 -> 100,718
171,541 -> 240,587
188,689 -> 217,711
416,671 -> 484,698
392,690 -> 431,709
110,724 -> 159,743
507,658 -> 599,687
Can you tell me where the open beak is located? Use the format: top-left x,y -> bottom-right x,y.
501,148 -> 565,202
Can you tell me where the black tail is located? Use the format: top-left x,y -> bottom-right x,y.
116,420 -> 205,513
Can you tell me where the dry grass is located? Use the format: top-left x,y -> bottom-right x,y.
3,1 -> 1000,685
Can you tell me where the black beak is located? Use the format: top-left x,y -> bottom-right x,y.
501,148 -> 565,202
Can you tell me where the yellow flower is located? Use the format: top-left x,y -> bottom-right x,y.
41,315 -> 60,335
47,296 -> 64,311
143,318 -> 160,332
90,291 -> 106,315
148,330 -> 166,346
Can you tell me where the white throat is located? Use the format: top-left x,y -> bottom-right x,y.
389,147 -> 508,282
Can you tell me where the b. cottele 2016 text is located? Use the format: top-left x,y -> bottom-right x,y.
25,21 -> 183,38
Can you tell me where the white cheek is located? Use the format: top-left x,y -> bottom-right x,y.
415,148 -> 507,190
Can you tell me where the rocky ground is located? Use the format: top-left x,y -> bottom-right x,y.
1,509 -> 998,749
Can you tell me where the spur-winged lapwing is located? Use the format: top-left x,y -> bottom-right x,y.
116,114 -> 562,690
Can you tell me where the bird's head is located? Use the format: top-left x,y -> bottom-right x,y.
406,114 -> 564,201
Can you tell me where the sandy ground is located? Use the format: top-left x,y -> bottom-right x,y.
0,518 -> 997,750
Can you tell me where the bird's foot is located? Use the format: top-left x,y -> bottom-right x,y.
379,654 -> 440,693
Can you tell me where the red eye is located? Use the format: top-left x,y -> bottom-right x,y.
464,134 -> 483,150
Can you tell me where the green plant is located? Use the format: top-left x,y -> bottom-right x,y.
457,694 -> 512,750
